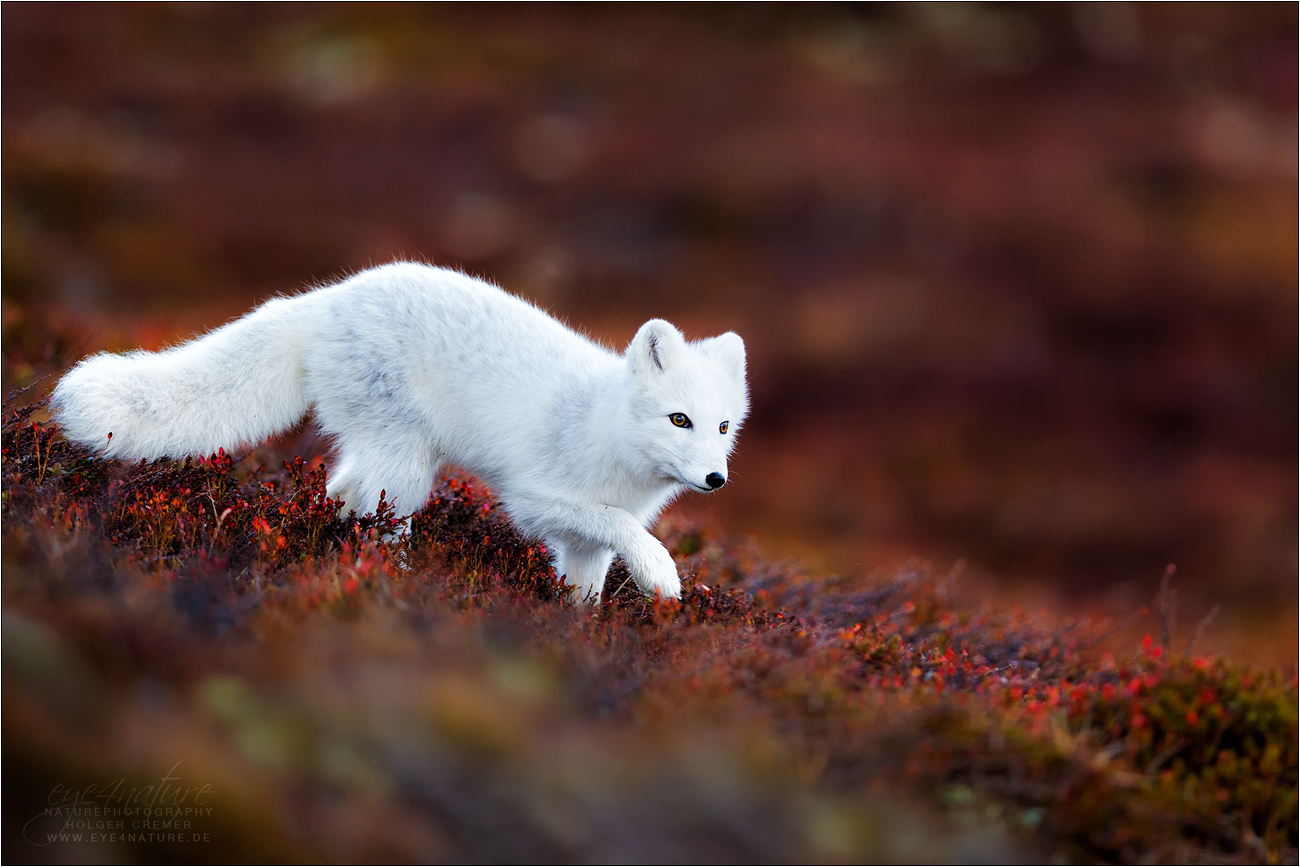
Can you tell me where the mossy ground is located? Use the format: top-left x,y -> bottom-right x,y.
3,401 -> 1294,864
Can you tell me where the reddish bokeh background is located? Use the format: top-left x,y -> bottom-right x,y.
3,4 -> 1295,663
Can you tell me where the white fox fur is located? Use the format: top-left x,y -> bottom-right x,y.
51,262 -> 748,602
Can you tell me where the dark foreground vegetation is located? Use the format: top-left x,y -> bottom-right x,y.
4,400 -> 1294,864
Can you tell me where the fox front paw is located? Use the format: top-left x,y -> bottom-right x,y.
629,543 -> 681,600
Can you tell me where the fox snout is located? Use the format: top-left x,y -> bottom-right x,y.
705,472 -> 726,490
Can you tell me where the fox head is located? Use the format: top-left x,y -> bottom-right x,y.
623,319 -> 748,494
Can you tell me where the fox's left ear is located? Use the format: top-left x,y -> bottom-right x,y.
628,319 -> 687,377
701,332 -> 746,382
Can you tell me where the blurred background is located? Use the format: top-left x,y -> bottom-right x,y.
3,4 -> 1295,664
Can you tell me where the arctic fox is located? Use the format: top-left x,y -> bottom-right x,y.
51,262 -> 748,602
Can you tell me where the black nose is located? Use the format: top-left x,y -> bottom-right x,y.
705,472 -> 726,490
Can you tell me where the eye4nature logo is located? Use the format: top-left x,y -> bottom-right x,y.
24,762 -> 216,848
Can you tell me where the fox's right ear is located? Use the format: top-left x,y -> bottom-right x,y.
627,319 -> 686,376
701,332 -> 746,383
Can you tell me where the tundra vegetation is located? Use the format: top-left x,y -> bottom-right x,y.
4,396 -> 1295,864
3,5 -> 1296,863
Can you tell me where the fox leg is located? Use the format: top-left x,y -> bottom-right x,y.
504,494 -> 681,602
326,434 -> 440,521
549,541 -> 616,604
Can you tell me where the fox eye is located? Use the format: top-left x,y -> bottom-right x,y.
719,421 -> 729,434
669,413 -> 692,428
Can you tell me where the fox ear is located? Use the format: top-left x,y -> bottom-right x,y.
702,332 -> 746,382
628,319 -> 686,376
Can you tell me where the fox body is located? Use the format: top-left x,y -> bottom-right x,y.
52,262 -> 748,601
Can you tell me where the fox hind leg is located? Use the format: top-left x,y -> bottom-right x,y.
326,435 -> 440,521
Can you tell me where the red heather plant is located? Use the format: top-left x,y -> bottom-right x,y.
2,399 -> 1296,864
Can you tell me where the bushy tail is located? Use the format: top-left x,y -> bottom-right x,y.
52,294 -> 318,461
